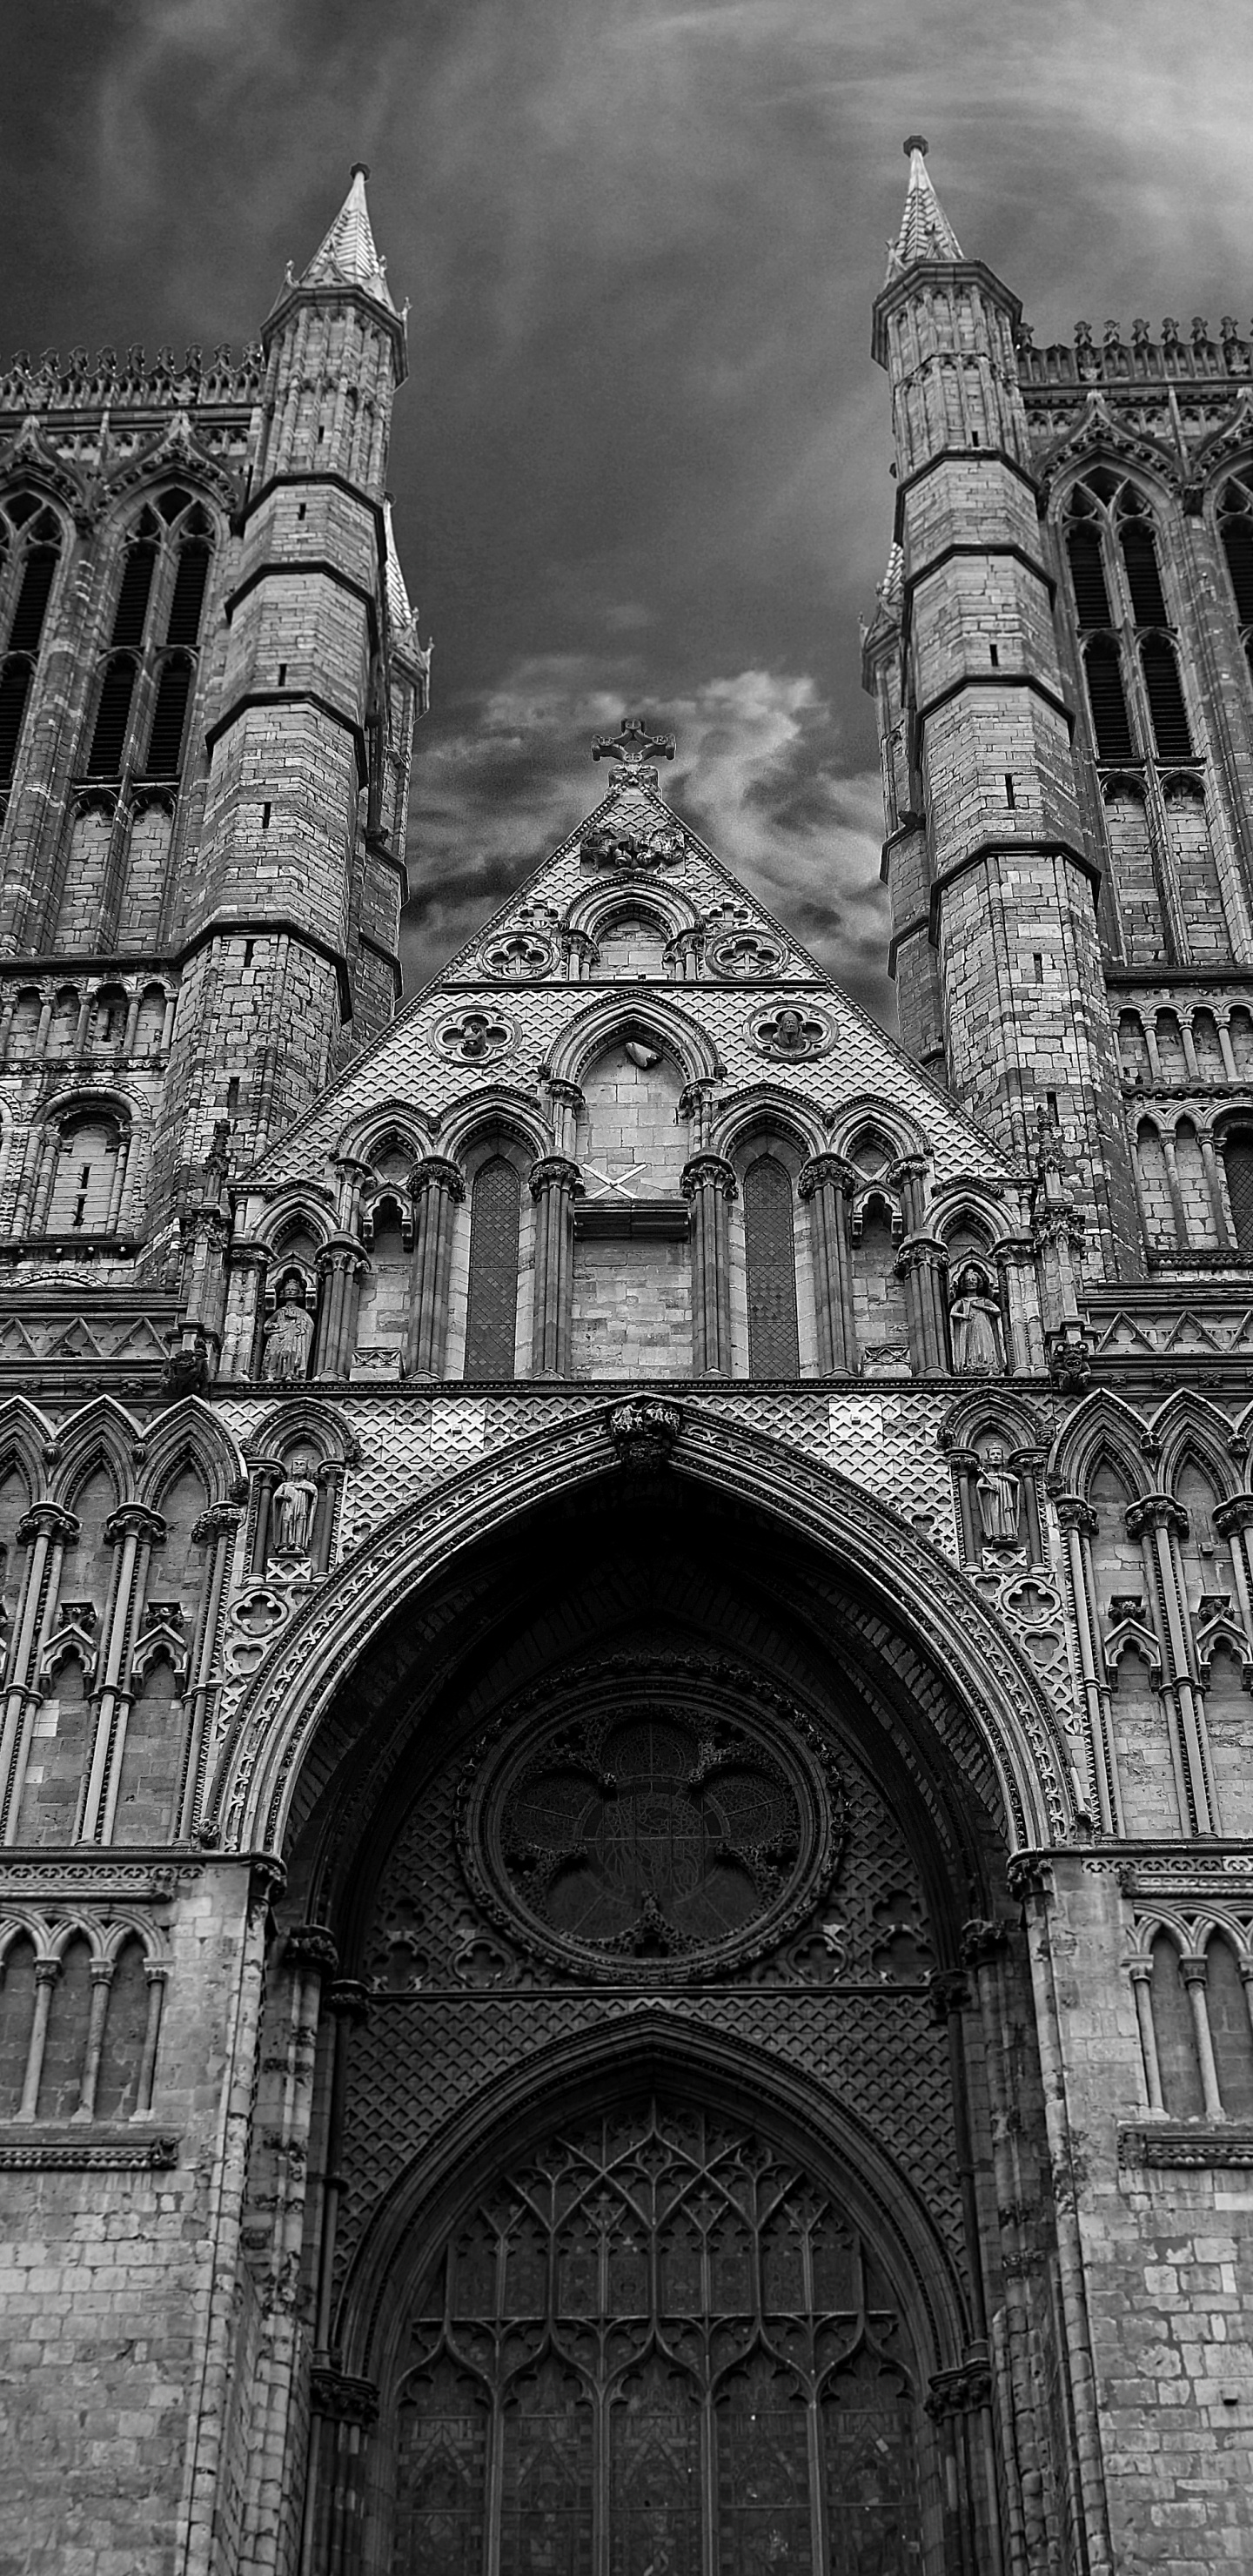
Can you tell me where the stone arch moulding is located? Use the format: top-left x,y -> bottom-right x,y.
562,880 -> 702,945
250,1187 -> 338,1254
1047,1387 -> 1157,1499
137,1397 -> 245,1513
541,989 -> 723,1090
336,2009 -> 969,2388
435,1084 -> 550,1164
333,1101 -> 437,1169
828,1094 -> 930,1164
713,1084 -> 826,1159
206,1400 -> 1072,1858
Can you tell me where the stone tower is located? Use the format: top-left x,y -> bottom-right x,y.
3,142 -> 1253,2576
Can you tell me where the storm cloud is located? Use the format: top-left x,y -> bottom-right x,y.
3,0 -> 1249,1028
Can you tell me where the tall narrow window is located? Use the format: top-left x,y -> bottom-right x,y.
165,539 -> 210,646
1066,521 -> 1114,627
111,530 -> 158,647
1218,476 -> 1253,680
1141,637 -> 1192,759
144,654 -> 193,775
1083,637 -> 1136,761
84,493 -> 212,782
464,1157 -> 520,1379
743,1154 -> 801,1377
1149,1934 -> 1204,2118
1120,513 -> 1169,627
1222,1128 -> 1253,1254
0,496 -> 62,786
87,656 -> 138,776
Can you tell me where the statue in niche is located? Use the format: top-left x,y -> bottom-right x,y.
948,1265 -> 1004,1372
271,1465 -> 319,1560
975,1444 -> 1022,1549
262,1278 -> 313,1383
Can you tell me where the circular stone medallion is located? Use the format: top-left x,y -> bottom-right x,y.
459,1700 -> 841,1982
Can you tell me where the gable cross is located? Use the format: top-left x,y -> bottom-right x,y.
591,714 -> 677,791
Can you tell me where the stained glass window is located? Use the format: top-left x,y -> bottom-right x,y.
392,2100 -> 923,2574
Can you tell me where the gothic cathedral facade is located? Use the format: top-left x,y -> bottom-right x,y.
2,140 -> 1252,2574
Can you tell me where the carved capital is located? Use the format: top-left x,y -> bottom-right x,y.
995,1233 -> 1036,1271
960,1916 -> 1010,1969
1007,1853 -> 1050,1902
15,1505 -> 79,1546
410,1155 -> 466,1205
927,1967 -> 969,2022
103,1505 -> 166,1548
1125,1493 -> 1189,1542
894,1231 -> 948,1278
1052,1493 -> 1098,1538
887,1153 -> 928,1187
327,1977 -> 372,2025
925,2362 -> 993,2420
285,1922 -> 339,1976
680,1153 -> 737,1203
1215,1494 -> 1253,1540
797,1153 -> 856,1202
309,2368 -> 379,2429
316,1235 -> 368,1280
543,1079 -> 585,1112
528,1154 -> 582,1202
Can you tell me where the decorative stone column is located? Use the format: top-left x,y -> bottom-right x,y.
960,1912 -> 1050,2573
798,1155 -> 856,1374
680,1153 -> 736,1376
1125,1492 -> 1221,1836
529,1156 -> 581,1377
84,1503 -> 167,1841
300,1970 -> 376,2576
312,1238 -> 367,1379
542,1079 -> 584,1157
1054,1492 -> 1122,1835
1214,1494 -> 1253,1647
894,1232 -> 949,1372
177,1500 -> 242,1840
996,1233 -> 1046,1373
0,1502 -> 78,1841
408,1157 -> 465,1379
220,1240 -> 269,1380
181,1205 -> 231,1371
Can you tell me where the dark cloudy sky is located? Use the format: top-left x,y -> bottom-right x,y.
3,3 -> 1249,1026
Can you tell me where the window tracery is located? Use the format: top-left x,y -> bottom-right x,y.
394,2101 -> 922,2576
464,1157 -> 521,1381
1061,476 -> 1225,963
82,493 -> 212,786
742,1152 -> 801,1378
0,491 -> 63,793
1217,471 -> 1253,685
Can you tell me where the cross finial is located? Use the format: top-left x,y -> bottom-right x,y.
591,714 -> 677,791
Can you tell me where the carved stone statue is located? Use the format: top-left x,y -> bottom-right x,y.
262,1279 -> 313,1383
948,1266 -> 1003,1372
272,1469 -> 319,1559
975,1445 -> 1022,1548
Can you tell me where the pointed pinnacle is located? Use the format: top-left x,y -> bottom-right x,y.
884,134 -> 963,282
291,164 -> 397,312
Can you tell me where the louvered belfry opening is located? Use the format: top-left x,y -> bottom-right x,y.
0,495 -> 62,787
1082,635 -> 1136,763
464,1157 -> 521,1379
392,2099 -> 922,2576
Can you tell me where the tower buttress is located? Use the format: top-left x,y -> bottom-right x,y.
156,166 -> 424,1227
868,139 -> 1138,1276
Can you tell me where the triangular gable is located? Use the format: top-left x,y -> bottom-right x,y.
245,775 -> 1016,1197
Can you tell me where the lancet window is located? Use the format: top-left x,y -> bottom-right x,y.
464,1157 -> 521,1380
743,1151 -> 801,1377
393,2100 -> 921,2576
1062,475 -> 1224,963
0,493 -> 63,793
1217,473 -> 1253,685
83,491 -> 212,786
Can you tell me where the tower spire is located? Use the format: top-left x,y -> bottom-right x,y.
884,135 -> 963,281
287,163 -> 397,314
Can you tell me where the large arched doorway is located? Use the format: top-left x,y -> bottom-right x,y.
389,2092 -> 923,2576
236,1435 -> 1068,2575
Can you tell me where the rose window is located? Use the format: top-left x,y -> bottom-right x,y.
460,1698 -> 841,1981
